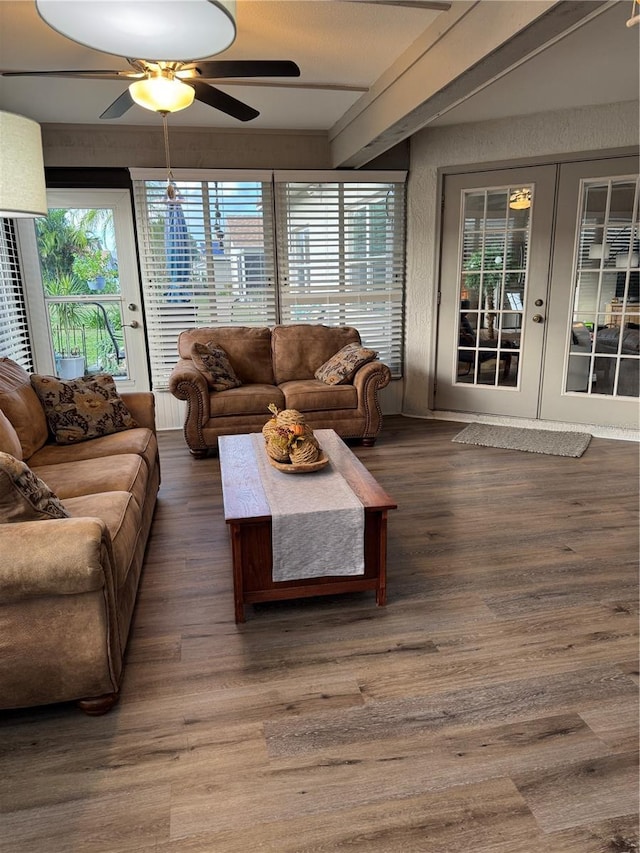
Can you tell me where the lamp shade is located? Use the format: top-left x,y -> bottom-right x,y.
0,111 -> 47,218
35,0 -> 236,61
130,76 -> 195,113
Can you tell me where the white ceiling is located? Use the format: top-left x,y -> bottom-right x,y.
0,0 -> 637,148
0,0 -> 444,129
429,0 -> 639,127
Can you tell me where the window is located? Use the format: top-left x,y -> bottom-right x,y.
457,186 -> 531,388
35,206 -> 129,380
275,176 -> 405,376
132,169 -> 406,389
132,172 -> 276,389
0,219 -> 33,370
568,175 -> 639,397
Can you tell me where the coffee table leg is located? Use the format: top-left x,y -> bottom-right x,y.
376,510 -> 388,607
229,524 -> 246,624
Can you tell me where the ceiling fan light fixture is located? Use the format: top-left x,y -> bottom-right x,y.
35,0 -> 236,61
509,188 -> 532,210
130,75 -> 195,113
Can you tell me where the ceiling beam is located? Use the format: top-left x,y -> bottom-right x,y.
330,0 -> 611,167
344,1 -> 452,9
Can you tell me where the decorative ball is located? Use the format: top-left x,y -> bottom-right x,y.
289,436 -> 320,465
276,408 -> 306,429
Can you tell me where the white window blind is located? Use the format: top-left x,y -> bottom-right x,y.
274,177 -> 405,376
132,175 -> 277,390
0,219 -> 33,370
132,169 -> 406,388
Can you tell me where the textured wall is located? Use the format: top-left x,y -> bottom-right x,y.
41,124 -> 333,169
404,100 -> 640,418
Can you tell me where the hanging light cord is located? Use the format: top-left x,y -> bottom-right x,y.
161,111 -> 176,200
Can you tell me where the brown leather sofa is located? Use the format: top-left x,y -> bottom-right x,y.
0,358 -> 160,714
169,324 -> 392,456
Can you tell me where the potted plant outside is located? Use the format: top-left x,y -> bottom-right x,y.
46,273 -> 89,379
72,249 -> 117,292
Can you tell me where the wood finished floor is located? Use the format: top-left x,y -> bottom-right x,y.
1,416 -> 638,853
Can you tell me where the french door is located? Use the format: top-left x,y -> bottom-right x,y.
25,189 -> 149,392
540,157 -> 639,427
436,165 -> 556,419
436,157 -> 639,428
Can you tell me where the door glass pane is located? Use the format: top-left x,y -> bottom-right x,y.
567,177 -> 639,397
457,185 -> 532,387
36,208 -> 129,380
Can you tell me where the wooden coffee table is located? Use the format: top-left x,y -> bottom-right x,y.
218,430 -> 396,623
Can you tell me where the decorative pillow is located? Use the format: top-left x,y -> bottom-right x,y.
191,341 -> 242,392
314,342 -> 378,385
0,451 -> 70,523
30,373 -> 138,445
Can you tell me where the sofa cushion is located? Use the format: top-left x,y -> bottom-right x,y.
280,380 -> 358,413
178,327 -> 275,385
0,358 -> 49,459
63,491 -> 142,590
272,325 -> 361,384
33,453 -> 148,513
30,373 -> 137,445
314,342 -> 378,385
29,427 -> 158,475
0,451 -> 70,523
191,341 -> 242,391
210,384 -> 285,418
0,409 -> 22,459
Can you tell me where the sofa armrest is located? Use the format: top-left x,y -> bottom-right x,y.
169,360 -> 213,455
352,359 -> 392,393
169,360 -> 211,420
351,360 -> 392,438
120,391 -> 157,432
0,517 -> 114,602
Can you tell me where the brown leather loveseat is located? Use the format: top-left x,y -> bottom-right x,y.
169,324 -> 392,456
0,358 -> 160,715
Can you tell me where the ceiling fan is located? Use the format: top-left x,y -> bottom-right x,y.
0,0 -> 450,122
0,0 -> 305,122
0,58 -> 302,122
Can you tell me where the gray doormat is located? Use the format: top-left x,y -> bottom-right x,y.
452,423 -> 592,457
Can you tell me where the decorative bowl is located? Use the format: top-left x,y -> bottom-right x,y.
267,452 -> 329,474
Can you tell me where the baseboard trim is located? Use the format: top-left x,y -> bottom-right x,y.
403,411 -> 640,443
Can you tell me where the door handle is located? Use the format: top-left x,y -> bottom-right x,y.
532,314 -> 544,324
123,320 -> 140,328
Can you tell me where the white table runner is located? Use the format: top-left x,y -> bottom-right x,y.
250,432 -> 365,582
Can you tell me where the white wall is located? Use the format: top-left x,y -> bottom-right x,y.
404,100 -> 640,418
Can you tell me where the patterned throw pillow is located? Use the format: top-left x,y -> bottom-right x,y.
30,373 -> 138,445
191,341 -> 242,391
0,451 -> 70,522
314,342 -> 378,385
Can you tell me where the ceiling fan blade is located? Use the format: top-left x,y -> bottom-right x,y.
0,69 -> 140,80
188,60 -> 300,80
100,89 -> 135,120
190,81 -> 259,122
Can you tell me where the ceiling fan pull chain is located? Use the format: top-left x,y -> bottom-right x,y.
162,112 -> 176,200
